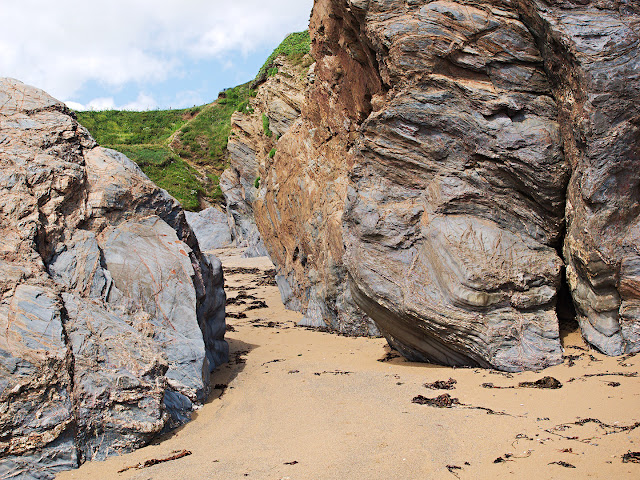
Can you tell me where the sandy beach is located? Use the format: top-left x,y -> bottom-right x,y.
57,248 -> 640,480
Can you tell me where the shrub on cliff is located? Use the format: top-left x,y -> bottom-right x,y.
262,114 -> 272,137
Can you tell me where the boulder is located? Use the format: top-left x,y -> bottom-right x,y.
0,78 -> 227,478
0,285 -> 76,479
185,207 -> 233,251
341,0 -> 568,370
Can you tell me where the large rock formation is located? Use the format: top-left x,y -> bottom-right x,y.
340,0 -> 569,370
246,0 -> 639,369
228,51 -> 378,335
518,0 -> 640,356
0,78 -> 227,479
220,56 -> 308,259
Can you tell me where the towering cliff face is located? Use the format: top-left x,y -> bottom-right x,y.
247,0 -> 639,369
220,57 -> 308,258
250,18 -> 382,335
0,79 -> 227,479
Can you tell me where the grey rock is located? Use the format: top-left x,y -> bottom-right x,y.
100,216 -> 208,402
518,0 -> 640,355
62,293 -> 168,462
250,0 -> 636,369
48,230 -> 112,300
248,54 -> 379,336
185,207 -> 233,251
0,286 -> 77,479
220,57 -> 307,260
0,78 -> 227,477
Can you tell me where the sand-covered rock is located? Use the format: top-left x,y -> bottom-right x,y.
0,78 -> 227,479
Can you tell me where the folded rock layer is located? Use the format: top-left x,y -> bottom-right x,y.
0,78 -> 227,479
246,0 -> 639,369
518,0 -> 640,355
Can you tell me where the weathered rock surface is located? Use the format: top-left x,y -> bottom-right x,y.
0,78 -> 227,478
220,57 -> 307,259
340,0 -> 569,370
518,0 -> 640,355
185,207 -> 233,251
248,1 -> 638,367
223,50 -> 378,335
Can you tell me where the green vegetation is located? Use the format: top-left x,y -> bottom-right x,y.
206,173 -> 224,202
76,86 -> 254,210
75,30 -> 312,211
256,30 -> 312,79
173,83 -> 255,166
76,109 -> 192,145
262,114 -> 272,137
254,176 -> 261,189
113,145 -> 205,211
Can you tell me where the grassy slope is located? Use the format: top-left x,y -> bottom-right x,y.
256,31 -> 312,78
75,31 -> 310,211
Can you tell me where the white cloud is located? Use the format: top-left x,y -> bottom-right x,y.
64,101 -> 85,111
122,93 -> 158,111
1,0 -> 313,105
68,92 -> 158,111
174,90 -> 206,109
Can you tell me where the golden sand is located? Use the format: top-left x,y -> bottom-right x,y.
57,248 -> 640,480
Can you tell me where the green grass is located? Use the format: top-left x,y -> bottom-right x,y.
76,109 -> 193,145
262,114 -> 272,137
76,88 -> 253,209
75,31 -> 312,211
256,30 -> 312,79
173,83 -> 255,166
111,145 -> 204,211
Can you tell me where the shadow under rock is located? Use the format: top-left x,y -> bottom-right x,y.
151,337 -> 257,443
556,271 -> 580,347
202,336 -> 258,406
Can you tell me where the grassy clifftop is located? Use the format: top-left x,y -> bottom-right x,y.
76,84 -> 254,211
75,31 -> 310,211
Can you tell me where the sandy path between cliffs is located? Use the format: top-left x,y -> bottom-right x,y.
58,248 -> 640,480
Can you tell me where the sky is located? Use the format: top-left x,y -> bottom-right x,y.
0,0 -> 313,110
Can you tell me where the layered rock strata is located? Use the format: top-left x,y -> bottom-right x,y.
518,0 -> 640,355
247,52 -> 379,335
0,78 -> 227,479
220,56 -> 308,258
340,0 -> 569,371
247,0 -> 639,368
220,54 -> 376,334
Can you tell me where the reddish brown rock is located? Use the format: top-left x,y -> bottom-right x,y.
249,0 -> 639,368
250,6 -> 382,335
221,57 -> 309,258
